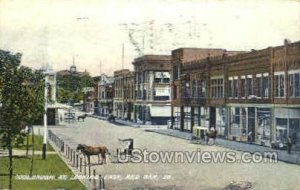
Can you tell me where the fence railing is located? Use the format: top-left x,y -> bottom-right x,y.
48,130 -> 105,190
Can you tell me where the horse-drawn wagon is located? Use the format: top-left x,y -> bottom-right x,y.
191,126 -> 217,145
191,126 -> 208,144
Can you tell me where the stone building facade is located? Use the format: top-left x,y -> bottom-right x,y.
171,41 -> 300,150
133,55 -> 171,125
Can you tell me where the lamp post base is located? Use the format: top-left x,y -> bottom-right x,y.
42,143 -> 47,159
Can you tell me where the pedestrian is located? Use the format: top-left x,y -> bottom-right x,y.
248,130 -> 253,144
287,136 -> 292,154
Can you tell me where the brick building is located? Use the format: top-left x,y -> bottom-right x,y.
113,69 -> 135,120
171,41 -> 300,150
133,55 -> 171,125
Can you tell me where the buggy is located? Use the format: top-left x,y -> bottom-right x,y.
191,126 -> 208,144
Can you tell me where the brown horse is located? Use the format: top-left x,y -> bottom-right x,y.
76,144 -> 110,165
206,130 -> 217,145
77,114 -> 87,121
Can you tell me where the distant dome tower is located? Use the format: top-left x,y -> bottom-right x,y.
70,56 -> 77,73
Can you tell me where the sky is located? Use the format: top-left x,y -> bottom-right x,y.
0,0 -> 299,76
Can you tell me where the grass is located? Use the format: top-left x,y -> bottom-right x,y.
0,154 -> 86,190
14,134 -> 55,152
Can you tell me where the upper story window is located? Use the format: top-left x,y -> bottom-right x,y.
241,76 -> 246,98
198,79 -> 206,98
288,70 -> 300,98
229,76 -> 238,98
256,74 -> 263,98
229,77 -> 233,98
263,73 -> 269,98
256,73 -> 269,98
247,75 -> 253,97
234,76 -> 238,98
274,72 -> 285,98
192,80 -> 197,97
154,72 -> 170,84
211,76 -> 224,98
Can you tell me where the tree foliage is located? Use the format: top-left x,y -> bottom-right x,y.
56,72 -> 93,104
0,49 -> 44,189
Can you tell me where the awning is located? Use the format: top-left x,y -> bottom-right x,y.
150,106 -> 171,117
155,87 -> 170,96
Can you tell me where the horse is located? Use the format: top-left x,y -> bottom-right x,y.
77,114 -> 87,121
205,130 -> 218,145
76,144 -> 110,165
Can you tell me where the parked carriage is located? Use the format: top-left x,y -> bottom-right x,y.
191,126 -> 208,144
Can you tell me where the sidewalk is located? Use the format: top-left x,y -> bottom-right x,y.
88,114 -> 168,129
146,128 -> 300,165
0,149 -> 57,157
146,128 -> 192,140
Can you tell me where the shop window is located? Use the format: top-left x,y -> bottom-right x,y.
276,118 -> 288,145
256,108 -> 271,146
230,107 -> 241,137
289,119 -> 300,146
215,108 -> 227,136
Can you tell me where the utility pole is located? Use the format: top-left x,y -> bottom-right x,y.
42,71 -> 49,160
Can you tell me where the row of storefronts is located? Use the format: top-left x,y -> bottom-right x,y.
171,41 -> 300,150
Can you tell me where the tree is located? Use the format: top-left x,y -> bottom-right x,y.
56,72 -> 93,105
0,49 -> 44,189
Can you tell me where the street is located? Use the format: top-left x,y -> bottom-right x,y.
48,117 -> 300,190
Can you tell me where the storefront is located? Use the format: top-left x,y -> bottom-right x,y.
228,105 -> 272,146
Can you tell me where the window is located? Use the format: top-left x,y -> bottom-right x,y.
274,72 -> 285,97
201,80 -> 206,97
229,77 -> 233,98
229,107 -> 244,137
241,77 -> 246,98
289,73 -> 294,96
257,74 -> 263,97
288,71 -> 300,97
247,75 -> 253,96
234,77 -> 238,98
210,77 -> 224,98
192,80 -> 197,97
154,72 -> 170,84
296,74 -> 300,97
263,74 -> 269,98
